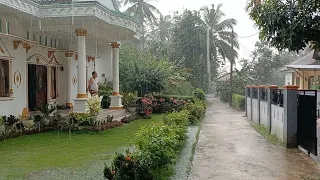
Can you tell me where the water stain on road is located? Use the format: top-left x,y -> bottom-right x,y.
188,95 -> 320,180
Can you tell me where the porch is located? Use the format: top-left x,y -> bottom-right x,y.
285,65 -> 320,90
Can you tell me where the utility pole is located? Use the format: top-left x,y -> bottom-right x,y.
206,27 -> 211,92
229,30 -> 234,107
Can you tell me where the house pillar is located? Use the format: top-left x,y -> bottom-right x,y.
109,42 -> 123,109
65,51 -> 73,108
73,28 -> 88,113
283,85 -> 299,148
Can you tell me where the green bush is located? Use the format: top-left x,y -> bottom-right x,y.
185,100 -> 206,124
232,94 -> 245,110
134,123 -> 179,170
193,88 -> 206,101
163,110 -> 189,127
104,151 -> 152,180
163,110 -> 189,144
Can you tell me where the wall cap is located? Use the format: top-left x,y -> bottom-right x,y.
283,85 -> 299,90
268,85 -> 278,89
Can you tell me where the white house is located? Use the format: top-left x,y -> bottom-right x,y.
281,50 -> 320,90
0,0 -> 141,117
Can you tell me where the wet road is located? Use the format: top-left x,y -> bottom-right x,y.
188,95 -> 320,180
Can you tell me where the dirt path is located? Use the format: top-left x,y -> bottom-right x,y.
188,95 -> 320,180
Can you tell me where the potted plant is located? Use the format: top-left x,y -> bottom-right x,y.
98,82 -> 112,109
123,92 -> 138,113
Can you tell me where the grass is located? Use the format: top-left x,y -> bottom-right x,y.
0,114 -> 163,180
186,124 -> 202,175
250,122 -> 285,147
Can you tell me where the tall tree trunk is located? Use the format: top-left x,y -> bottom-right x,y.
140,15 -> 145,50
229,30 -> 235,106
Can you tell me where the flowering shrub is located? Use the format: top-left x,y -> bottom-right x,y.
103,150 -> 152,180
137,94 -> 192,114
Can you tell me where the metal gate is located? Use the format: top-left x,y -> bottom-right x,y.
297,90 -> 317,156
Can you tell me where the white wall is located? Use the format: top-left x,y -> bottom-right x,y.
285,72 -> 293,85
95,45 -> 112,83
0,38 -> 27,115
247,97 -> 251,120
271,104 -> 284,141
252,99 -> 259,123
260,101 -> 268,127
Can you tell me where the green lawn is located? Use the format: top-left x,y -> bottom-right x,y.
0,115 -> 163,180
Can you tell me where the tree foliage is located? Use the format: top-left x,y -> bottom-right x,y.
246,0 -> 320,52
201,4 -> 239,62
119,45 -> 191,96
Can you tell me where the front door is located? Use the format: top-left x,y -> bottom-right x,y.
28,64 -> 47,111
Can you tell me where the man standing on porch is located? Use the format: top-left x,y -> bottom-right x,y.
88,71 -> 99,95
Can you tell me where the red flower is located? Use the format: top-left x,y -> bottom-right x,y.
125,156 -> 131,161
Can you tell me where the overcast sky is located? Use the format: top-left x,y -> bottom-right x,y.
150,0 -> 259,68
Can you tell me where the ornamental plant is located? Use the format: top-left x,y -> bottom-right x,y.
0,116 -> 4,126
133,123 -> 179,170
86,93 -> 103,116
104,150 -> 152,180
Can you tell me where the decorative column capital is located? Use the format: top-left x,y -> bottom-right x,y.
65,51 -> 74,57
111,42 -> 120,48
75,28 -> 88,36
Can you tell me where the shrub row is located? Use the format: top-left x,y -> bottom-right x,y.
232,94 -> 245,110
104,99 -> 206,180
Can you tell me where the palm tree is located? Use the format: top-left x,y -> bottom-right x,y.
201,4 -> 239,102
123,0 -> 161,49
200,4 -> 239,62
149,15 -> 173,42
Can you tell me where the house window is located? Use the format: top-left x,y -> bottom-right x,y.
0,60 -> 10,97
50,39 -> 53,47
45,37 -> 47,46
296,77 -> 300,87
39,36 -> 42,45
51,67 -> 57,99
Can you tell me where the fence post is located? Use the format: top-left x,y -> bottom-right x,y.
257,86 -> 261,124
267,85 -> 278,132
283,85 -> 299,148
250,86 -> 253,121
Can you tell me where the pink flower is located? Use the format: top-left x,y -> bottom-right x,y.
160,98 -> 165,102
173,100 -> 177,104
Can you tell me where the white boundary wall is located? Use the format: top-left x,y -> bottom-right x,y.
271,104 -> 284,141
247,97 -> 251,120
252,99 -> 259,123
260,101 -> 268,127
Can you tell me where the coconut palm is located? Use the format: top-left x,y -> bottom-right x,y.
200,4 -> 239,62
149,15 -> 173,42
123,0 -> 161,49
201,4 -> 239,104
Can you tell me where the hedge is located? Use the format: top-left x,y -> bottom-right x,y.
232,94 -> 245,110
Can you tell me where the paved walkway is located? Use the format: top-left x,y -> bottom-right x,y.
188,95 -> 320,180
